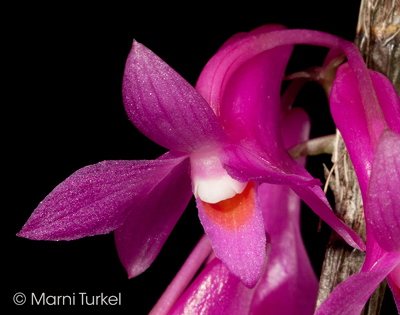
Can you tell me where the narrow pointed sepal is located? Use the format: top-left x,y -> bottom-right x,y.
196,182 -> 266,288
122,41 -> 227,153
114,156 -> 192,278
330,63 -> 400,196
291,184 -> 366,251
220,144 -> 321,186
17,153 -> 189,241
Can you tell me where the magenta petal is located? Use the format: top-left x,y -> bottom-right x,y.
316,236 -> 398,315
369,71 -> 400,135
220,145 -> 365,251
365,129 -> 400,253
218,32 -> 292,148
169,258 -> 257,315
18,153 -> 189,241
196,28 -> 340,114
122,41 -> 227,153
291,184 -> 366,251
250,105 -> 318,315
220,144 -> 321,186
330,63 -> 400,197
196,183 -> 266,288
360,233 -> 400,312
361,229 -> 389,272
202,25 -> 293,152
338,43 -> 385,143
330,63 -> 376,196
315,268 -> 399,315
114,156 -> 192,278
315,250 -> 400,315
252,183 -> 318,315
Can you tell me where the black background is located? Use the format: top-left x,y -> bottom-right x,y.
6,1 -> 396,314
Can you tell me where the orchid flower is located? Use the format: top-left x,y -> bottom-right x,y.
18,25 -> 364,289
151,83 -> 318,315
314,42 -> 400,314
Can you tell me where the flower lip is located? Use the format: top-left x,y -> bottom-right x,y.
190,150 -> 247,204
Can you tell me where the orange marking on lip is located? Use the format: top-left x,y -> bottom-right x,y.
201,182 -> 255,230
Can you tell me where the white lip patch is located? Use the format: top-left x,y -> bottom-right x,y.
190,150 -> 247,204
